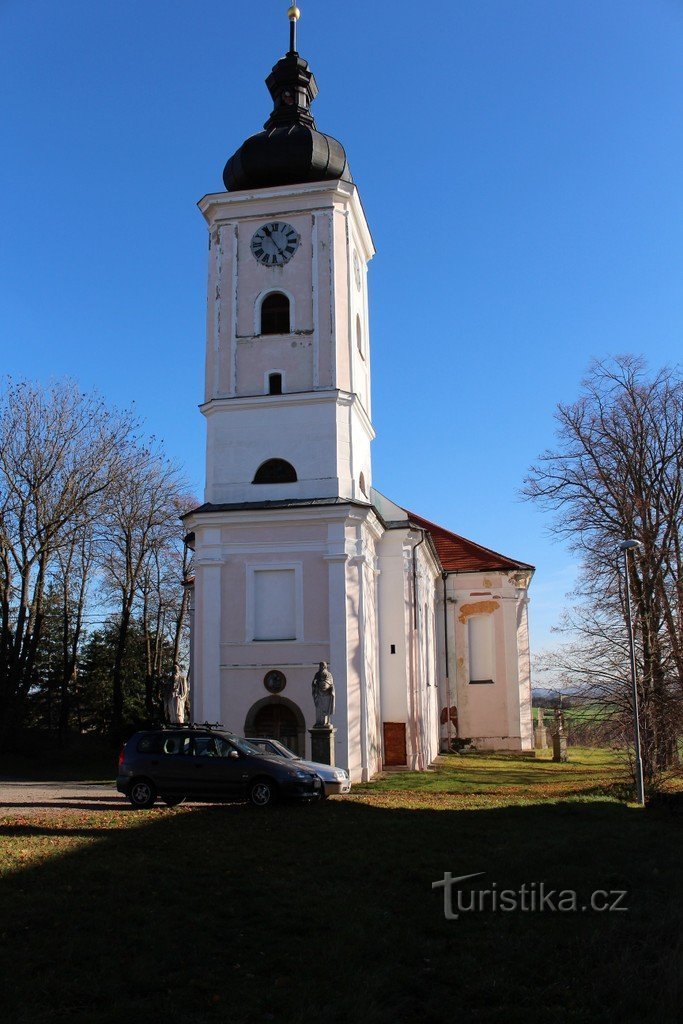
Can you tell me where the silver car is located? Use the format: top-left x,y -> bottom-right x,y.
245,737 -> 351,797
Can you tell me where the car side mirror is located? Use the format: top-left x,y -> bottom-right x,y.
229,750 -> 240,760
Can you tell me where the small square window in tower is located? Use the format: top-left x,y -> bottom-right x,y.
260,293 -> 290,335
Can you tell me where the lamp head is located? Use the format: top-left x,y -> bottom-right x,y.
618,539 -> 642,552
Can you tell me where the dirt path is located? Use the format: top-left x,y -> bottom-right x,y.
0,779 -> 126,817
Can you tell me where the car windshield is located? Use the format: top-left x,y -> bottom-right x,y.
244,737 -> 298,759
266,740 -> 297,758
223,735 -> 262,755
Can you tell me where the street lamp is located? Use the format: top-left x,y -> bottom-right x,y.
618,539 -> 645,805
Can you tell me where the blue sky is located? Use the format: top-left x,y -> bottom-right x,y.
2,1 -> 682,650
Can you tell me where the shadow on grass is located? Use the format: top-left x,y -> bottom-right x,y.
1,798 -> 681,1024
0,823 -> 127,839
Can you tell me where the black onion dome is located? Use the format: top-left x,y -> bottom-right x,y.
223,49 -> 351,192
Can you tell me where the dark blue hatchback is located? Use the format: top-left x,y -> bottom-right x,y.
117,728 -> 322,808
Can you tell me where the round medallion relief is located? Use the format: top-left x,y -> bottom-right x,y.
263,670 -> 287,694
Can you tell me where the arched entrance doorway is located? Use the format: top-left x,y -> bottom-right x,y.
244,697 -> 305,756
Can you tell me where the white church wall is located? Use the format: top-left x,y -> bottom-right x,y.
443,571 -> 534,751
203,390 -> 374,506
186,505 -> 383,775
377,528 -> 441,770
203,393 -> 344,504
332,207 -> 351,393
342,394 -> 374,501
344,517 -> 383,781
516,594 -> 534,748
408,540 -> 441,770
377,530 -> 410,723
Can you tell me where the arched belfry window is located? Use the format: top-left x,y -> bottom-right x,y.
356,314 -> 363,355
260,292 -> 290,335
253,459 -> 298,484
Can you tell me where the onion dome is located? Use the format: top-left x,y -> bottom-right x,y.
223,7 -> 350,192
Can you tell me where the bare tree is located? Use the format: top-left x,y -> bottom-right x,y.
0,378 -> 136,749
53,527 -> 97,742
139,520 -> 193,722
99,444 -> 190,738
524,356 -> 683,786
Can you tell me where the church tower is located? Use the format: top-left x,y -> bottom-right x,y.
200,10 -> 374,508
186,7 -> 383,780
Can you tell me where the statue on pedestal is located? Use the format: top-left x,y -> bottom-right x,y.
552,706 -> 568,763
311,662 -> 335,728
162,663 -> 189,724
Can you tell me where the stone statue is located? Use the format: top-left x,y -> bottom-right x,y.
163,663 -> 189,724
312,662 -> 335,728
552,706 -> 568,763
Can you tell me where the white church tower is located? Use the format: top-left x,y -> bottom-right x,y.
185,7 -> 384,779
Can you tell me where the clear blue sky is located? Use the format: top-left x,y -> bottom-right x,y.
2,1 -> 682,650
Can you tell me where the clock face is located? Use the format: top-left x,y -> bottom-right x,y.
251,222 -> 300,267
353,250 -> 362,290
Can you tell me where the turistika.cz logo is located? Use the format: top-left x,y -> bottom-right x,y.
432,872 -> 628,919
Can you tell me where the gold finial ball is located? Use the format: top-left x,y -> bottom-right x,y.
288,5 -> 301,21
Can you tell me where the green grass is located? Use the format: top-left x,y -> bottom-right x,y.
0,751 -> 681,1024
355,747 -> 629,804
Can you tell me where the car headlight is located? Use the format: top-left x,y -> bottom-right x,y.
292,769 -> 312,779
333,770 -> 347,781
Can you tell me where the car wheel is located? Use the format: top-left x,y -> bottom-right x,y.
249,778 -> 277,808
128,779 -> 157,809
161,794 -> 186,807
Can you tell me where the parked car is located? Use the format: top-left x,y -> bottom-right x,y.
245,737 -> 351,797
117,727 -> 322,808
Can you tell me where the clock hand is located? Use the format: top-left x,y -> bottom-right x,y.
263,225 -> 285,256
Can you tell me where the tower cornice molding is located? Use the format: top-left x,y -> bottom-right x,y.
184,501 -> 383,535
200,389 -> 376,440
198,180 -> 374,259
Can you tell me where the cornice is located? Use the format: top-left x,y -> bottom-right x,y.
199,389 -> 376,439
197,179 -> 374,259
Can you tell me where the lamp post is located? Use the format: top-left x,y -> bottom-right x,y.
618,539 -> 645,805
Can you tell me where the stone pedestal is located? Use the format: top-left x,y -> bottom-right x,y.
551,708 -> 568,762
552,732 -> 568,763
534,708 -> 548,749
309,726 -> 336,767
534,726 -> 550,749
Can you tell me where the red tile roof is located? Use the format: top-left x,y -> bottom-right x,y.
405,511 -> 534,574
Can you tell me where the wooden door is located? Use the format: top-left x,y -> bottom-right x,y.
253,703 -> 301,756
383,722 -> 407,766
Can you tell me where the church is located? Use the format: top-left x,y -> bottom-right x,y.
184,8 -> 534,781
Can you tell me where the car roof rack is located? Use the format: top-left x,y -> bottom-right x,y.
160,721 -> 227,731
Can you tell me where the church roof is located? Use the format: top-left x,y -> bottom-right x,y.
405,510 -> 535,574
223,10 -> 350,192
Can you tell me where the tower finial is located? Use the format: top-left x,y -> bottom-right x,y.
287,5 -> 301,53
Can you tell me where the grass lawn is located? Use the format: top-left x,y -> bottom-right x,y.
1,750 -> 681,1024
354,747 -> 631,805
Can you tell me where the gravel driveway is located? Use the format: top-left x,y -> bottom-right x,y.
0,779 -> 126,816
